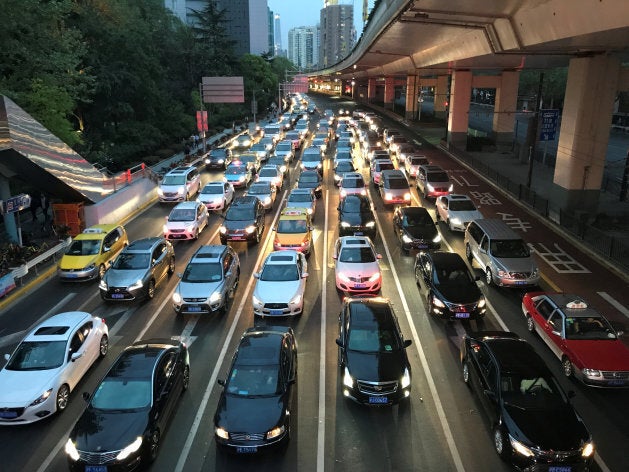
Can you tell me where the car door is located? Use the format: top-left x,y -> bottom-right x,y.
224,183 -> 234,206
414,253 -> 431,302
476,234 -> 490,270
470,343 -> 499,423
197,204 -> 208,232
540,309 -> 565,360
65,323 -> 92,389
222,251 -> 236,298
256,203 -> 265,234
152,243 -> 168,285
436,197 -> 448,221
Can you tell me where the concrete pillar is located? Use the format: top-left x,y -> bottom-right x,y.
0,176 -> 18,243
384,77 -> 395,110
551,55 -> 620,215
405,74 -> 419,120
447,70 -> 472,150
434,75 -> 449,120
493,71 -> 519,149
367,78 -> 376,104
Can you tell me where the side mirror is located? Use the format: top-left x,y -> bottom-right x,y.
335,338 -> 343,347
103,246 -> 111,253
483,389 -> 497,401
302,272 -> 309,278
254,272 -> 260,279
377,254 -> 382,260
551,330 -> 561,337
403,339 -> 412,348
71,352 -> 83,362
3,353 -> 9,361
177,272 -> 183,279
82,392 -> 91,402
332,254 -> 338,260
217,379 -> 225,387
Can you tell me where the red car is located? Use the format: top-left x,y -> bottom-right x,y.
521,292 -> 629,388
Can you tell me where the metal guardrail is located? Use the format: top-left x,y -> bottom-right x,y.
9,237 -> 71,283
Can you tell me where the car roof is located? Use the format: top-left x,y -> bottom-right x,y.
190,245 -> 227,263
399,206 -> 430,216
236,331 -> 284,366
338,236 -> 372,247
538,293 -> 601,318
232,195 -> 258,206
264,250 -> 299,264
125,237 -> 164,253
481,336 -> 552,377
346,297 -> 395,324
76,224 -> 120,240
26,311 -> 92,341
172,201 -> 199,210
341,172 -> 363,179
381,169 -> 407,178
428,251 -> 468,269
166,166 -> 196,176
280,209 -> 308,218
445,194 -> 472,201
421,164 -> 445,172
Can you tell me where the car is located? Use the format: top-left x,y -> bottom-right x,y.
273,209 -> 313,255
383,128 -> 402,147
224,162 -> 253,189
172,245 -> 240,315
274,140 -> 295,162
66,339 -> 190,471
158,166 -> 202,203
404,154 -> 429,179
252,251 -> 309,317
460,332 -> 594,469
300,147 -> 323,173
267,156 -> 289,179
258,136 -> 275,152
237,152 -> 262,174
163,200 -> 209,240
388,135 -> 409,155
333,236 -> 382,294
395,142 -> 418,165
205,148 -> 232,170
435,194 -> 483,232
339,172 -> 367,199
416,164 -> 453,199
249,142 -> 270,162
521,292 -> 629,387
285,188 -> 316,219
312,137 -> 327,154
219,196 -> 266,245
58,224 -> 128,281
198,181 -> 235,212
334,160 -> 357,186
99,237 -> 175,302
285,131 -> 302,150
370,149 -> 390,163
245,181 -> 277,211
338,194 -> 377,240
0,311 -> 108,424
333,148 -> 353,165
214,326 -> 297,453
296,170 -> 322,199
256,164 -> 284,190
378,169 -> 411,206
392,206 -> 441,253
335,296 -> 412,406
231,132 -> 253,149
370,158 -> 395,185
414,251 -> 486,321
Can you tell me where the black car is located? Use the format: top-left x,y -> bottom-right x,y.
335,297 -> 412,406
296,170 -> 323,199
460,332 -> 594,469
333,160 -> 356,186
219,196 -> 266,245
392,206 -> 441,253
214,326 -> 297,453
338,194 -> 377,240
205,148 -> 232,170
414,251 -> 486,321
66,339 -> 190,471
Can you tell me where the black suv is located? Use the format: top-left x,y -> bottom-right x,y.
392,206 -> 441,253
219,196 -> 266,245
337,194 -> 377,240
335,297 -> 412,406
414,251 -> 486,321
460,332 -> 594,469
205,148 -> 232,170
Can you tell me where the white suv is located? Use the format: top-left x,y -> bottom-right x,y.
163,201 -> 209,240
333,236 -> 382,294
158,166 -> 201,203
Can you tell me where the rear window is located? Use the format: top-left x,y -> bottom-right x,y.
427,172 -> 449,182
385,177 -> 408,189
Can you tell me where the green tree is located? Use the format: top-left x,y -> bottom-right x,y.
519,68 -> 568,109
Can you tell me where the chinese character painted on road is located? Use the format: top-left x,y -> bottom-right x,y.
496,212 -> 532,232
470,191 -> 501,205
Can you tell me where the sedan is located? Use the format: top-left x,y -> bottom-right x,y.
334,236 -> 382,294
296,170 -> 322,199
435,194 -> 484,232
460,332 -> 594,469
333,160 -> 357,186
224,163 -> 253,189
0,312 -> 108,424
522,292 -> 629,387
392,206 -> 441,253
214,326 -> 297,453
256,164 -> 284,190
245,181 -> 277,212
338,194 -> 377,240
414,251 -> 486,321
66,339 -> 189,471
252,251 -> 309,317
198,181 -> 234,212
285,188 -> 316,219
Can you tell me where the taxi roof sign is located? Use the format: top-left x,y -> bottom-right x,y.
281,209 -> 306,216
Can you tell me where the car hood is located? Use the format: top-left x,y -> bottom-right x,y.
59,254 -> 97,270
72,408 -> 149,452
0,369 -> 59,405
449,209 -> 483,222
254,280 -> 300,303
403,225 -> 437,240
215,394 -> 284,432
492,257 -> 537,273
105,269 -> 147,287
177,280 -> 223,298
340,212 -> 372,226
336,262 -> 379,277
346,350 -> 407,382
224,219 -> 254,230
160,184 -> 184,192
564,340 -> 629,370
166,221 -> 195,230
435,283 -> 482,305
503,402 -> 589,450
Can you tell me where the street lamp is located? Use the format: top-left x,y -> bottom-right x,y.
351,80 -> 356,100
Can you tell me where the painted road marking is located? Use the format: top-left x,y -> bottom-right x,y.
597,292 -> 629,320
531,243 -> 591,274
496,212 -> 532,232
450,174 -> 478,187
469,190 -> 502,205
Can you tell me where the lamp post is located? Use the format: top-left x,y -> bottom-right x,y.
351,80 -> 356,100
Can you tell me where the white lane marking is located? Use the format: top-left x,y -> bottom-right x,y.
531,242 -> 590,274
597,292 -> 629,320
317,189 -> 329,472
175,199 -> 284,472
495,212 -> 532,232
180,314 -> 199,347
373,212 -> 465,472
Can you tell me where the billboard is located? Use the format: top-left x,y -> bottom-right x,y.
201,77 -> 245,103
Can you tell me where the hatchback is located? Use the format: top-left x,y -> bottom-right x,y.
163,201 -> 209,240
338,194 -> 377,240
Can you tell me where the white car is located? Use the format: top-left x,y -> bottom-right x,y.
252,251 -> 309,317
256,164 -> 284,190
435,194 -> 484,232
198,181 -> 234,212
339,172 -> 367,199
163,201 -> 209,240
333,236 -> 382,294
0,311 -> 108,424
245,181 -> 277,211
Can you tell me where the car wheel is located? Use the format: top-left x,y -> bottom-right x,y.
465,244 -> 472,261
526,315 -> 535,333
193,229 -> 199,240
435,211 -> 440,221
182,365 -> 190,391
99,335 -> 109,358
485,268 -> 493,286
447,219 -> 453,231
562,357 -> 574,378
168,257 -> 176,275
145,429 -> 160,463
493,425 -> 512,461
462,359 -> 471,387
146,280 -> 156,300
56,384 -> 70,412
98,264 -> 107,279
255,228 -> 261,243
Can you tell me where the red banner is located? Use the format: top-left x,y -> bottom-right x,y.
196,111 -> 208,132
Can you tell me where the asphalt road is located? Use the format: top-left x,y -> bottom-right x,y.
0,94 -> 627,472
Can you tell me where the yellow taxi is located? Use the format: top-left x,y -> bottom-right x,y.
273,209 -> 313,256
58,224 -> 128,282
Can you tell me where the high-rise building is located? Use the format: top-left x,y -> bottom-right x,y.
274,14 -> 282,57
268,8 -> 275,56
287,26 -> 319,70
319,0 -> 354,68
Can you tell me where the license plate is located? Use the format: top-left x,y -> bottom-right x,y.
236,446 -> 258,454
66,273 -> 78,278
353,231 -> 363,236
515,281 -> 527,285
549,467 -> 571,472
111,294 -> 124,299
0,411 -> 17,419
417,245 -> 427,249
608,379 -> 626,386
85,466 -> 108,472
269,309 -> 284,315
188,306 -> 202,312
368,396 -> 388,404
455,313 -> 470,319
231,236 -> 244,241
354,283 -> 366,288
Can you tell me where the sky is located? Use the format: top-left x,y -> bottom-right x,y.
267,0 -> 374,52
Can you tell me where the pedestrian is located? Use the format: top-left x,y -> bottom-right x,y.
40,193 -> 50,220
30,193 -> 41,222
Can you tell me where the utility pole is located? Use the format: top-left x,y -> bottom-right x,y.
526,72 -> 544,189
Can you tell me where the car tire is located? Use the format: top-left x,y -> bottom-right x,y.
99,335 -> 109,358
447,219 -> 453,231
146,280 -> 156,300
98,264 -> 107,280
220,237 -> 227,245
462,359 -> 471,388
562,357 -> 574,378
435,211 -> 440,221
168,257 -> 175,275
56,384 -> 70,412
182,365 -> 190,391
145,429 -> 160,463
485,268 -> 493,286
465,244 -> 473,262
526,315 -> 536,333
493,425 -> 512,461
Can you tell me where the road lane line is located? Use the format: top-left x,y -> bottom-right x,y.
317,189 -> 329,472
373,211 -> 466,472
597,291 -> 629,320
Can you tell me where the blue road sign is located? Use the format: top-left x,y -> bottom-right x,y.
540,109 -> 560,142
3,194 -> 31,214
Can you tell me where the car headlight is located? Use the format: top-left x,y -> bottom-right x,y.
209,291 -> 222,304
289,293 -> 302,305
307,208 -> 313,214
29,388 -> 53,407
217,159 -> 224,164
83,263 -> 96,272
238,176 -> 245,182
157,188 -> 164,196
365,221 -> 375,228
368,272 -> 381,282
338,273 -> 351,283
343,367 -> 354,388
215,427 -> 229,440
360,189 -> 367,196
400,367 -> 411,389
404,193 -> 411,200
219,226 -> 227,234
402,234 -> 413,243
477,296 -> 486,308
582,368 -> 602,378
177,186 -> 185,196
245,225 -> 256,234
432,295 -> 446,308
213,197 -> 223,204
340,222 -> 351,228
128,279 -> 144,291
252,295 -> 263,308
99,279 -> 108,290
448,184 -> 454,192
509,436 -> 534,458
581,442 -> 595,458
116,436 -> 143,461
450,217 -> 461,225
65,439 -> 80,461
427,183 -> 435,192
432,233 -> 442,243
266,425 -> 285,440
334,174 -> 342,181
172,292 -> 182,304
163,225 -> 169,233
385,193 -> 393,200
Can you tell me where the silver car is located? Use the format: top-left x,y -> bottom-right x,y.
245,181 -> 277,212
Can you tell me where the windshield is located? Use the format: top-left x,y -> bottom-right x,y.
449,200 -> 477,211
348,326 -> 400,352
225,166 -> 246,175
260,263 -> 299,281
277,219 -> 308,234
500,374 -> 566,409
226,364 -> 279,396
377,163 -> 395,171
403,212 -> 432,227
410,157 -> 427,166
201,185 -> 222,195
565,316 -> 617,340
5,341 -> 66,370
248,184 -> 270,195
490,239 -> 530,258
434,267 -> 473,286
289,193 -> 312,203
67,239 -> 101,256
182,262 -> 222,283
303,153 -> 320,162
225,207 -> 254,221
259,169 -> 277,178
427,172 -> 449,183
162,175 -> 185,185
343,197 -> 369,213
91,378 -> 152,410
210,150 -> 227,157
169,209 -> 195,222
386,178 -> 408,189
336,163 -> 354,173
300,174 -> 319,184
276,144 -> 291,152
112,253 -> 150,270
339,247 -> 376,263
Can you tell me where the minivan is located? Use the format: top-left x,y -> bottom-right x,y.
158,166 -> 201,203
416,164 -> 453,199
378,169 -> 411,206
464,219 -> 540,287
